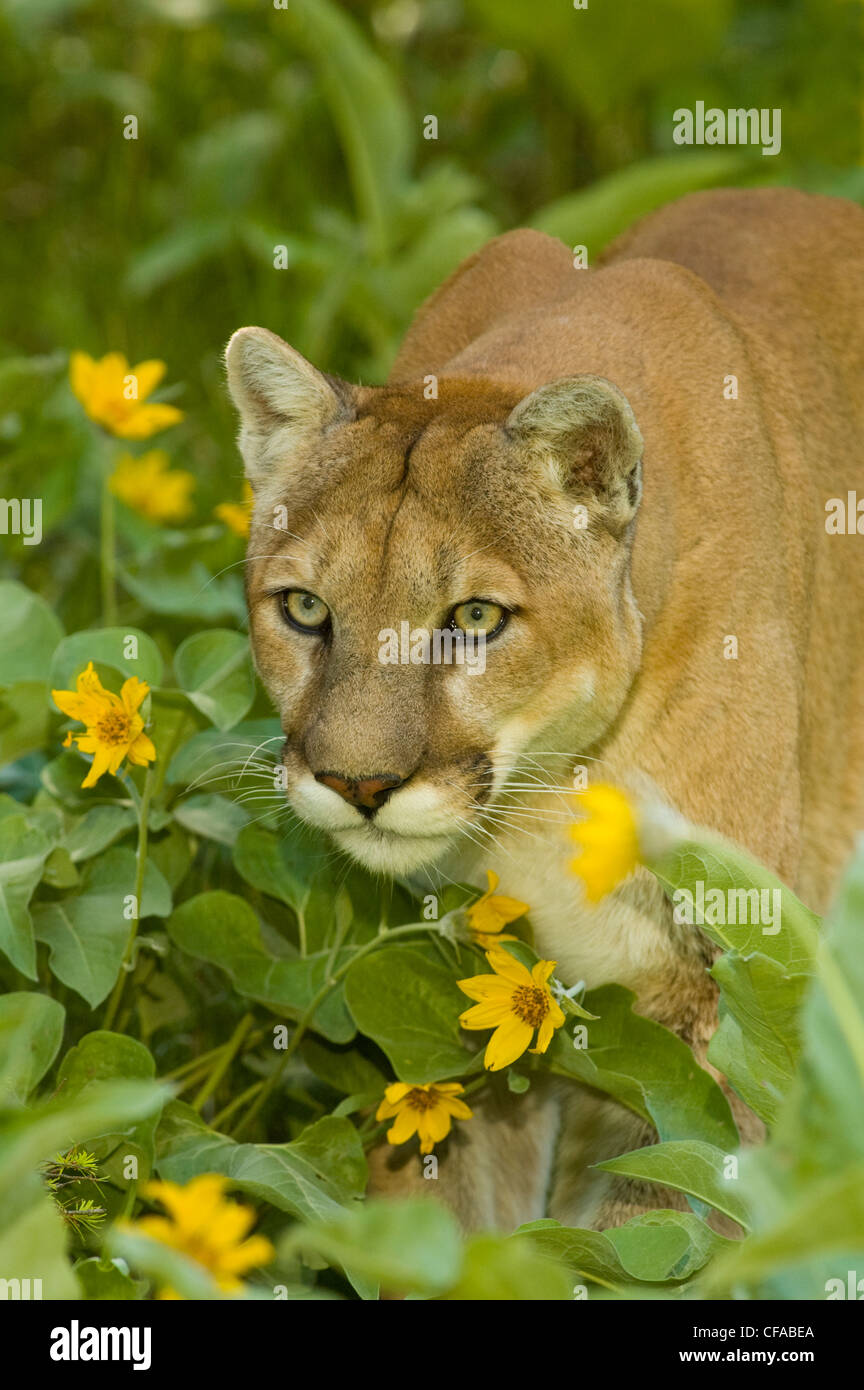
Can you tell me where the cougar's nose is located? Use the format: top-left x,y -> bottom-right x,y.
314,771 -> 405,814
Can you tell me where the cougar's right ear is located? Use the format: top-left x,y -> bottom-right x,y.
224,327 -> 354,485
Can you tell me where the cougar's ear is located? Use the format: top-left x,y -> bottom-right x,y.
506,375 -> 643,535
224,327 -> 354,485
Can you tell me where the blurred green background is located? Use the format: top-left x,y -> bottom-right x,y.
0,0 -> 860,627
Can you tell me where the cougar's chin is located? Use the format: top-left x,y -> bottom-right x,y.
331,824 -> 455,874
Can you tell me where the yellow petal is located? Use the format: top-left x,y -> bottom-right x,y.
484,1015 -> 533,1071
459,998 -> 511,1029
113,403 -> 184,440
130,359 -> 167,401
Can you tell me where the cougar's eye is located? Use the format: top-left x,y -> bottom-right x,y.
449,599 -> 507,638
281,589 -> 330,633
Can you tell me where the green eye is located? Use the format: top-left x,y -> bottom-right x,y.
282,589 -> 330,632
449,599 -> 507,638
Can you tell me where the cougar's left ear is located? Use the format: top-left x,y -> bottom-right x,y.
506,375 -> 643,534
224,326 -> 354,485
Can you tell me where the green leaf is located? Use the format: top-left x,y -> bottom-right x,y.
446,1231 -> 573,1300
0,992 -> 65,1104
0,1191 -> 78,1300
0,680 -> 51,764
63,805 -> 138,862
301,1036 -> 388,1096
285,0 -> 412,258
33,848 -> 173,1007
173,630 -> 255,730
233,821 -> 354,951
157,1104 -> 367,1222
708,953 -> 808,1125
0,811 -> 53,976
0,581 -> 64,684
74,1256 -> 147,1300
173,793 -> 249,846
0,1081 -> 168,1209
166,890 -> 355,1042
606,1210 -> 735,1282
702,1164 -> 864,1296
55,1031 -> 160,1176
50,627 -> 164,691
531,152 -> 760,255
344,944 -> 476,1083
289,1197 -> 461,1296
596,1140 -> 751,1230
548,983 -> 738,1150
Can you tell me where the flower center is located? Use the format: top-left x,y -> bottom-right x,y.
406,1088 -> 437,1112
511,984 -> 549,1029
96,710 -> 131,745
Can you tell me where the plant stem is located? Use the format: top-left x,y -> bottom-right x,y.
191,1013 -> 254,1112
212,1080 -> 266,1132
103,766 -> 153,1030
100,450 -> 118,626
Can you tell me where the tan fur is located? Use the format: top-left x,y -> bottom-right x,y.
226,189 -> 864,1231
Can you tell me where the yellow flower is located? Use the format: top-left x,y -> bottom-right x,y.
569,783 -> 641,902
52,661 -> 156,788
69,350 -> 184,439
458,948 -> 565,1071
129,1175 -> 274,1299
376,1082 -> 473,1155
467,870 -> 528,948
109,450 -> 195,524
214,481 -> 253,537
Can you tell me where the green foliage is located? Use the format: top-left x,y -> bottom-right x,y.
0,0 -> 860,1303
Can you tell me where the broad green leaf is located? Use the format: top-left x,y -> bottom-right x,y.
0,1190 -> 78,1300
173,793 -> 249,846
606,1210 -> 735,1282
284,0 -> 411,258
55,1032 -> 160,1178
515,1220 -> 631,1290
74,1256 -> 147,1300
445,1231 -> 572,1301
344,944 -> 477,1083
33,848 -> 173,1007
531,152 -> 759,254
0,580 -> 64,684
288,1197 -> 461,1296
301,1035 -> 388,1096
0,1081 -> 168,1208
0,992 -> 65,1104
702,1164 -> 864,1296
0,680 -> 51,764
63,805 -> 138,861
0,811 -> 53,976
50,626 -> 164,691
157,1104 -> 366,1223
596,1139 -> 751,1230
708,953 -> 808,1125
548,983 -> 738,1150
234,821 -> 357,951
174,629 -> 255,731
166,890 -> 355,1042
166,718 -> 282,790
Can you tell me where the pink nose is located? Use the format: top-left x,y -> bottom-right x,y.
314,772 -> 404,812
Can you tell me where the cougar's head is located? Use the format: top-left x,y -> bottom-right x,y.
225,326 -> 644,874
